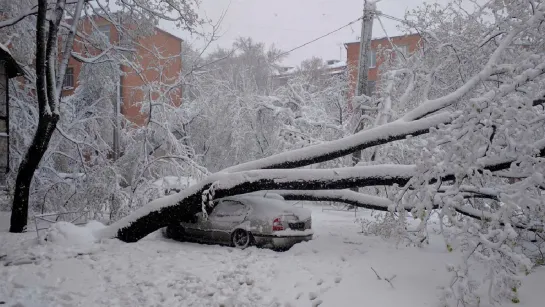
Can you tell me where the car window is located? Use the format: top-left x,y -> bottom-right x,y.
212,200 -> 247,217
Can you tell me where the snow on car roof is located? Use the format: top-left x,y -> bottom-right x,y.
242,191 -> 285,200
227,195 -> 311,220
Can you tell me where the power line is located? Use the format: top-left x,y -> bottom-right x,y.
376,12 -> 416,29
275,16 -> 364,59
376,12 -> 404,23
196,15 -> 367,68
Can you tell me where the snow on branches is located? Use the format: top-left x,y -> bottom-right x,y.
3,0 -> 545,305
102,1 -> 545,305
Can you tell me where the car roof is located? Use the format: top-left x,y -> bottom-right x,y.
221,195 -> 311,219
223,194 -> 286,206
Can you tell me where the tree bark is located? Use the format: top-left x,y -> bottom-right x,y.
9,0 -> 63,232
10,116 -> 58,232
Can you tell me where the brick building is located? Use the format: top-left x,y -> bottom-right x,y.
345,33 -> 421,96
63,17 -> 183,126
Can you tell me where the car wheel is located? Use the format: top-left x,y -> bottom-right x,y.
164,224 -> 185,241
232,229 -> 251,249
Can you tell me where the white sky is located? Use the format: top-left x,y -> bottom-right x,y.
168,0 -> 446,66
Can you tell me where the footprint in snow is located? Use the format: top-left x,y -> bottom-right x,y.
319,285 -> 332,294
334,276 -> 342,284
59,293 -> 73,302
308,292 -> 318,300
312,299 -> 323,307
316,279 -> 323,286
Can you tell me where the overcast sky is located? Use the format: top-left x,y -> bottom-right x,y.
168,0 -> 443,66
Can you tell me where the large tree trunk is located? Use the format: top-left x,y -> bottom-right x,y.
9,0 -> 64,232
100,137 -> 545,242
9,115 -> 58,232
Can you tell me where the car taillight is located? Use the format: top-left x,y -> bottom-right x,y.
272,217 -> 284,231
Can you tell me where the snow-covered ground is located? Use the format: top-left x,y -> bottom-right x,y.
1,206 -> 544,307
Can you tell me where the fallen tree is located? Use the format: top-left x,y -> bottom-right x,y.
100,136 -> 545,242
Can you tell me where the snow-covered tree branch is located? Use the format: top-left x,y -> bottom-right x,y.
91,3 -> 545,304
3,0 -> 545,305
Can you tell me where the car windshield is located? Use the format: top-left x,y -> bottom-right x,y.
212,200 -> 246,217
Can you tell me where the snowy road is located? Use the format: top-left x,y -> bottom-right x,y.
1,206 -> 544,307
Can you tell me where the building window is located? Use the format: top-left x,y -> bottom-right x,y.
0,63 -> 7,178
63,67 -> 74,88
368,50 -> 376,68
0,63 -> 7,119
395,45 -> 409,60
98,24 -> 110,42
0,134 -> 7,173
367,80 -> 376,96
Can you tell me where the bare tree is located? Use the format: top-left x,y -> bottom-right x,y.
8,0 -> 71,232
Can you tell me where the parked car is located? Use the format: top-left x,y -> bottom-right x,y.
163,193 -> 313,250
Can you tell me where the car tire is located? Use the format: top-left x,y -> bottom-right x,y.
164,224 -> 185,241
231,229 -> 252,249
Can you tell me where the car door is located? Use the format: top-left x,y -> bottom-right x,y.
182,212 -> 215,243
208,200 -> 249,244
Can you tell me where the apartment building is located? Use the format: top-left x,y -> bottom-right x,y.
345,33 -> 421,96
63,16 -> 183,126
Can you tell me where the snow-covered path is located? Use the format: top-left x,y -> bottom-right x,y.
1,207 -> 544,307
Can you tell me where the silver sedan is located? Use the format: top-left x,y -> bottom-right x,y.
163,193 -> 313,250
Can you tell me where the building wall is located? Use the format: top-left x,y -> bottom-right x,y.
62,18 -> 183,126
61,17 -> 115,97
346,33 -> 421,97
121,29 -> 182,126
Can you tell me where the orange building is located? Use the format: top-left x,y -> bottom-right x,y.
345,33 -> 421,97
63,17 -> 183,126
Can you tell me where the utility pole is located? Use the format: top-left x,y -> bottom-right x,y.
352,0 -> 376,167
355,0 -> 375,97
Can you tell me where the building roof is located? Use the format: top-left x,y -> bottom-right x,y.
0,43 -> 24,78
327,60 -> 346,69
66,14 -> 184,43
344,33 -> 420,47
155,27 -> 184,42
272,60 -> 346,78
